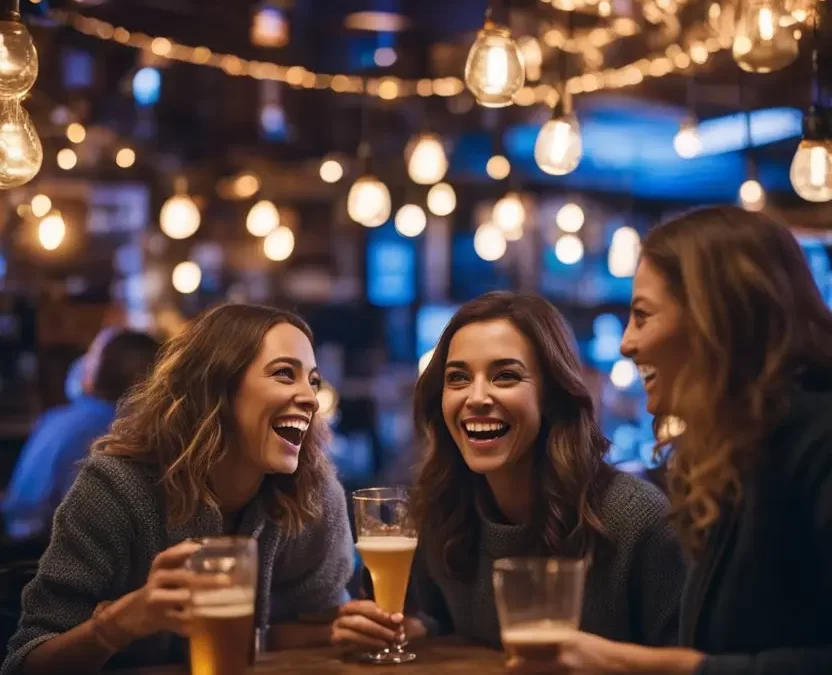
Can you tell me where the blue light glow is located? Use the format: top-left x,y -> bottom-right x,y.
132,67 -> 161,106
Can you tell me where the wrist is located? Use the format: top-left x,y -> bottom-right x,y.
95,592 -> 143,649
628,646 -> 704,675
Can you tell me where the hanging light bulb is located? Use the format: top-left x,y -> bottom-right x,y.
790,108 -> 832,203
246,199 -> 280,236
160,193 -> 201,240
739,179 -> 766,211
673,118 -> 702,159
347,175 -> 391,227
464,18 -> 525,108
0,97 -> 42,188
486,154 -> 511,180
38,213 -> 65,251
263,225 -> 295,261
427,182 -> 456,216
406,133 -> 448,185
0,6 -> 38,98
535,100 -> 582,176
474,222 -> 507,261
732,0 -> 799,73
171,261 -> 202,294
518,36 -> 543,82
394,204 -> 427,237
608,226 -> 641,278
555,234 -> 584,265
556,203 -> 584,233
492,192 -> 525,238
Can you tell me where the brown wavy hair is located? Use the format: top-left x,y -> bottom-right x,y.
93,303 -> 333,535
642,206 -> 832,555
410,292 -> 613,580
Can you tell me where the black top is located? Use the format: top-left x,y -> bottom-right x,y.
682,387 -> 832,675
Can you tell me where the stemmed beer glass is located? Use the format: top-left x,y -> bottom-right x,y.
353,487 -> 418,664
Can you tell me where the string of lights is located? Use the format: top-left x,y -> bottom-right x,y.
51,9 -> 730,102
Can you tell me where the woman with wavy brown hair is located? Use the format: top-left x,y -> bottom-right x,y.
331,291 -> 687,651
2,304 -> 354,674
511,206 -> 832,674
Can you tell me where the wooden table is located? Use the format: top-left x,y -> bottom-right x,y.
118,638 -> 507,674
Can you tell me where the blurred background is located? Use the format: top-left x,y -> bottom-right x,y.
1,0 -> 831,498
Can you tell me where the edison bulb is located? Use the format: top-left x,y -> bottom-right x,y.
673,119 -> 702,159
608,226 -> 641,278
394,204 -> 427,237
347,175 -> 391,227
0,98 -> 42,188
263,225 -> 295,261
160,194 -> 201,240
555,234 -> 584,265
406,133 -> 448,185
38,213 -> 66,251
171,261 -> 201,294
556,203 -> 584,233
535,114 -> 582,176
739,179 -> 766,211
0,20 -> 38,98
427,182 -> 456,216
732,0 -> 798,73
246,200 -> 280,236
790,140 -> 832,203
320,158 -> 343,183
486,154 -> 511,180
464,22 -> 525,108
474,222 -> 507,261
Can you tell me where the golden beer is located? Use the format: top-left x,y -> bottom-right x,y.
502,619 -> 578,662
356,536 -> 417,613
189,587 -> 255,675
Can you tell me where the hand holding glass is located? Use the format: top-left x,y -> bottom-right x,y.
353,487 -> 418,664
187,537 -> 258,675
493,557 -> 587,663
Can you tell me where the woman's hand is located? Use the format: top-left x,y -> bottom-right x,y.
506,631 -> 703,675
331,600 -> 426,652
105,540 -> 225,643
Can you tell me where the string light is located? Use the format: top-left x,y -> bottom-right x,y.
347,175 -> 391,227
115,147 -> 135,168
0,97 -> 42,188
474,223 -> 507,261
732,0 -> 799,73
263,225 -> 295,261
739,179 -> 766,211
247,199 -> 279,236
405,133 -> 448,185
673,118 -> 701,158
0,3 -> 38,98
555,234 -> 584,264
608,226 -> 641,277
160,193 -> 200,239
319,158 -> 343,183
52,9 -> 710,101
486,155 -> 511,180
427,182 -> 457,216
30,193 -> 51,217
66,122 -> 86,144
464,19 -> 525,107
56,148 -> 77,170
556,203 -> 584,232
394,204 -> 427,237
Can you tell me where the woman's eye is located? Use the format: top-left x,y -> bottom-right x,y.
495,371 -> 521,382
445,371 -> 467,384
310,378 -> 322,391
272,367 -> 294,379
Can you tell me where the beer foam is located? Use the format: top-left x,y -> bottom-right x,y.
356,536 -> 418,552
502,621 -> 578,645
192,586 -> 255,617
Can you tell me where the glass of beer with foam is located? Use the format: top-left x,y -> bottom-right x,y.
187,537 -> 258,675
493,557 -> 587,664
353,487 -> 418,664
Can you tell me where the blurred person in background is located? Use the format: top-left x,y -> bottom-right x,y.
332,292 -> 687,652
1,329 -> 159,541
510,207 -> 832,674
2,304 -> 354,674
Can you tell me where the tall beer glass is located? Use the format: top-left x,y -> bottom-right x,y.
353,487 -> 417,664
187,537 -> 258,675
493,557 -> 587,663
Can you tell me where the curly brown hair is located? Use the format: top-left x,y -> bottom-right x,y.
92,303 -> 333,535
410,292 -> 613,580
642,206 -> 832,555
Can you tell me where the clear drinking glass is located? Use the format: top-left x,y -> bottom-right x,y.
353,487 -> 418,664
493,557 -> 587,663
187,537 -> 258,675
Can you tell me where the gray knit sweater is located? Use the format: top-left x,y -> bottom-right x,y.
411,472 -> 687,648
1,454 -> 354,673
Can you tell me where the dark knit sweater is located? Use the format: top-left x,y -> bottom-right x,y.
411,472 -> 687,649
1,453 -> 354,673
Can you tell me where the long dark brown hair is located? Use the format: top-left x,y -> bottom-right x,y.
643,206 -> 832,554
93,303 -> 333,535
410,291 -> 613,580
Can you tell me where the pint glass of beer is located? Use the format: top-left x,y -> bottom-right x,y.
187,537 -> 258,675
353,487 -> 417,664
493,557 -> 587,663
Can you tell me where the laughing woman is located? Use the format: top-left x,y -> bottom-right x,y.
2,304 -> 354,674
331,292 -> 687,651
511,207 -> 832,674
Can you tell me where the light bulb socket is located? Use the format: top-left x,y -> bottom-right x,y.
0,0 -> 21,21
802,106 -> 832,142
485,0 -> 510,27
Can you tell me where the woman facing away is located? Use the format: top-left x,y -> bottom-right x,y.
1,304 -> 354,674
331,291 -> 688,651
510,206 -> 832,674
